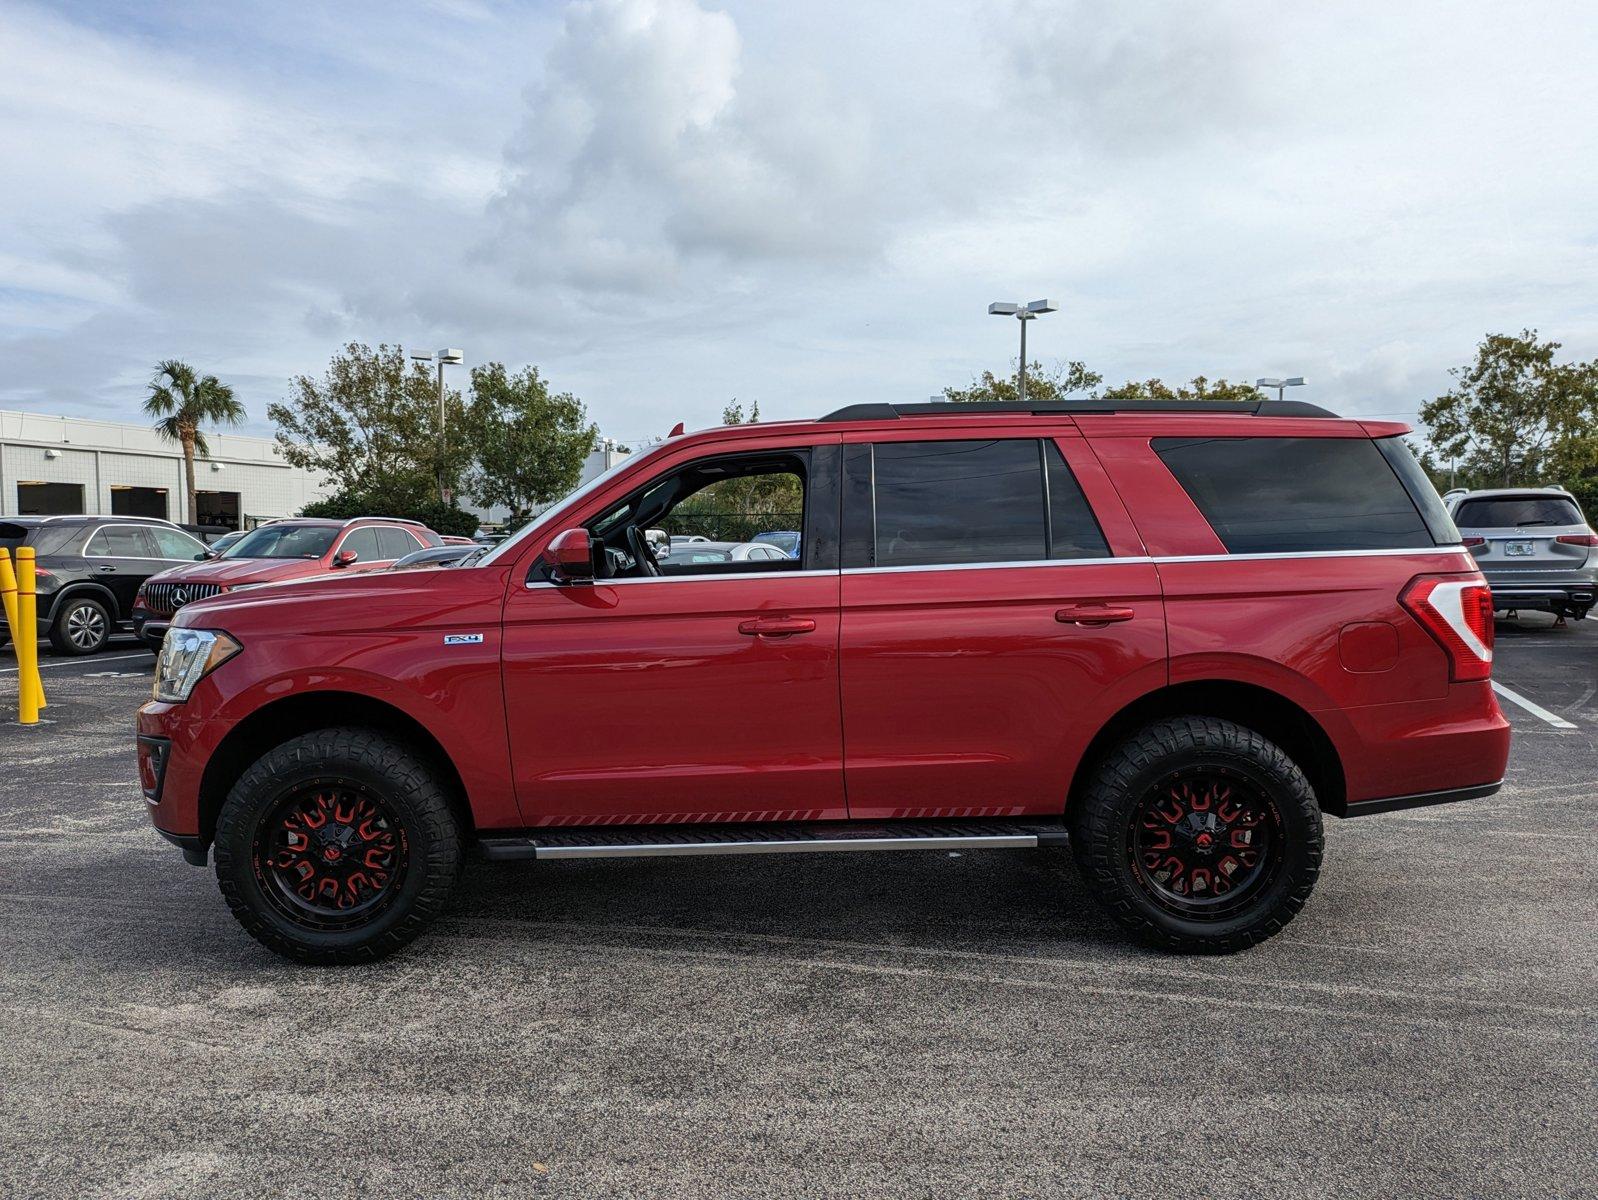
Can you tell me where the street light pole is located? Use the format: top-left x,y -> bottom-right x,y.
412,348 -> 464,503
1255,375 -> 1305,404
988,300 -> 1057,404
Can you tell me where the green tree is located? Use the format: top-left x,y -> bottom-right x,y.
670,398 -> 801,541
268,343 -> 469,507
1099,375 -> 1262,402
1419,331 -> 1597,488
143,359 -> 246,526
464,362 -> 598,523
943,360 -> 1102,403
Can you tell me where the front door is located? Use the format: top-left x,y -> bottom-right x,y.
838,432 -> 1166,819
501,439 -> 846,826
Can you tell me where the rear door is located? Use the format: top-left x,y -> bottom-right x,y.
83,524 -> 166,616
837,429 -> 1165,819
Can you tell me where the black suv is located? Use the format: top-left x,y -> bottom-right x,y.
0,516 -> 211,655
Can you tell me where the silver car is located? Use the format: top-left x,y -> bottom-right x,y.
1444,487 -> 1596,620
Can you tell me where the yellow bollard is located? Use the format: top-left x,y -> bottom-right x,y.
16,547 -> 40,724
1,552 -> 45,716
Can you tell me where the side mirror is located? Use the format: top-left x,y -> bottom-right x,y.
548,528 -> 594,583
333,549 -> 359,568
202,550 -> 218,560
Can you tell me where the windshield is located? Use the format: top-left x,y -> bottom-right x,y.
477,446 -> 664,567
225,524 -> 339,559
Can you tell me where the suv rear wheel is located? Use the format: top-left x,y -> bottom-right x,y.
1069,717 -> 1323,954
213,728 -> 462,964
49,594 -> 112,655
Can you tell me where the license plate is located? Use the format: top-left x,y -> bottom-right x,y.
1504,541 -> 1534,556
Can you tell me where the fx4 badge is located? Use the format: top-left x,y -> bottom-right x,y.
443,633 -> 484,645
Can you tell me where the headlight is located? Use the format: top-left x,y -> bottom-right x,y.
154,628 -> 242,703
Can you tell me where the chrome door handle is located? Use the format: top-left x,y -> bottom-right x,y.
96,565 -> 117,573
1056,604 -> 1135,626
738,616 -> 817,637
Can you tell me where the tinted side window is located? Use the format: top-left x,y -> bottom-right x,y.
88,526 -> 157,557
1045,443 -> 1110,559
873,439 -> 1047,567
151,527 -> 207,560
339,528 -> 382,562
1153,437 -> 1436,553
377,527 -> 419,559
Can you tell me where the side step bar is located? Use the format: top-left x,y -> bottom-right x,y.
478,819 -> 1068,862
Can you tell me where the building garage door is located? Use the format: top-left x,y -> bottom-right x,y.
110,485 -> 169,519
17,482 -> 85,515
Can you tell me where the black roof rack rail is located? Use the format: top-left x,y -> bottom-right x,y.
817,399 -> 1339,422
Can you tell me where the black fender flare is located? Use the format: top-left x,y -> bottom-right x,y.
46,580 -> 123,624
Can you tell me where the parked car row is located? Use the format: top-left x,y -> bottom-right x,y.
0,514 -> 447,654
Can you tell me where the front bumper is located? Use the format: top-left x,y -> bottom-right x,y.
138,696 -> 222,866
130,606 -> 170,648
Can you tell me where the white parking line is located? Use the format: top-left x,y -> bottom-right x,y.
0,651 -> 152,675
1492,681 -> 1579,730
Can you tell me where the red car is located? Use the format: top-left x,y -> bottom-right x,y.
131,517 -> 443,649
136,400 -> 1510,963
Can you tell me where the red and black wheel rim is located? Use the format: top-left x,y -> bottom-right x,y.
1128,766 -> 1283,920
252,784 -> 409,931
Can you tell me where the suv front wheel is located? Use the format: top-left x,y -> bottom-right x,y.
213,728 -> 462,964
1069,717 -> 1323,954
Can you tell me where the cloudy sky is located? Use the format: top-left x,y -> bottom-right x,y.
3,0 -> 1596,445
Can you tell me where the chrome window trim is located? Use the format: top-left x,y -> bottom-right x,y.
1151,545 -> 1467,564
83,523 -> 162,560
520,544 -> 1467,588
526,568 -> 837,590
847,554 -> 1135,575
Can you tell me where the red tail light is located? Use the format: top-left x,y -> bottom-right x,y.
1401,576 -> 1494,682
1555,532 -> 1598,547
1461,536 -> 1486,548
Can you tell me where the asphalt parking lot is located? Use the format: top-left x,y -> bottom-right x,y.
1,620 -> 1594,1199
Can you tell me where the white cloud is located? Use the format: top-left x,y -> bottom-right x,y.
1,0 -> 1596,445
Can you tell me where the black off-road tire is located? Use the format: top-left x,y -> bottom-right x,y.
1068,717 -> 1323,954
48,594 -> 112,655
213,728 -> 462,964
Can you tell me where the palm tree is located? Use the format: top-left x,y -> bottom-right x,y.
144,360 -> 246,526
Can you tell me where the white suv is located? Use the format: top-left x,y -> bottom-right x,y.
1444,487 -> 1596,621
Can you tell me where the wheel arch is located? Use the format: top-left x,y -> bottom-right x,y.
196,690 -> 476,849
47,580 -> 121,623
1069,680 -> 1347,817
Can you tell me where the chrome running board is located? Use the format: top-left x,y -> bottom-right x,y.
478,819 -> 1066,862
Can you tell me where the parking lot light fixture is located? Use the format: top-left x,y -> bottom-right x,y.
412,349 -> 464,503
1256,376 -> 1306,403
989,299 -> 1057,404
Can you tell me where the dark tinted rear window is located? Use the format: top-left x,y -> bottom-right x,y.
862,439 -> 1108,568
1454,496 -> 1583,529
1153,436 -> 1436,553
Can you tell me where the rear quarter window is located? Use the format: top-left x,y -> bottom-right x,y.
1153,436 -> 1441,553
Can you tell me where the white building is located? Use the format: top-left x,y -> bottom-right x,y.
2,408 -> 634,531
0,409 -> 329,529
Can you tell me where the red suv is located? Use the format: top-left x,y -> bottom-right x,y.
136,400 -> 1510,963
131,517 -> 442,649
